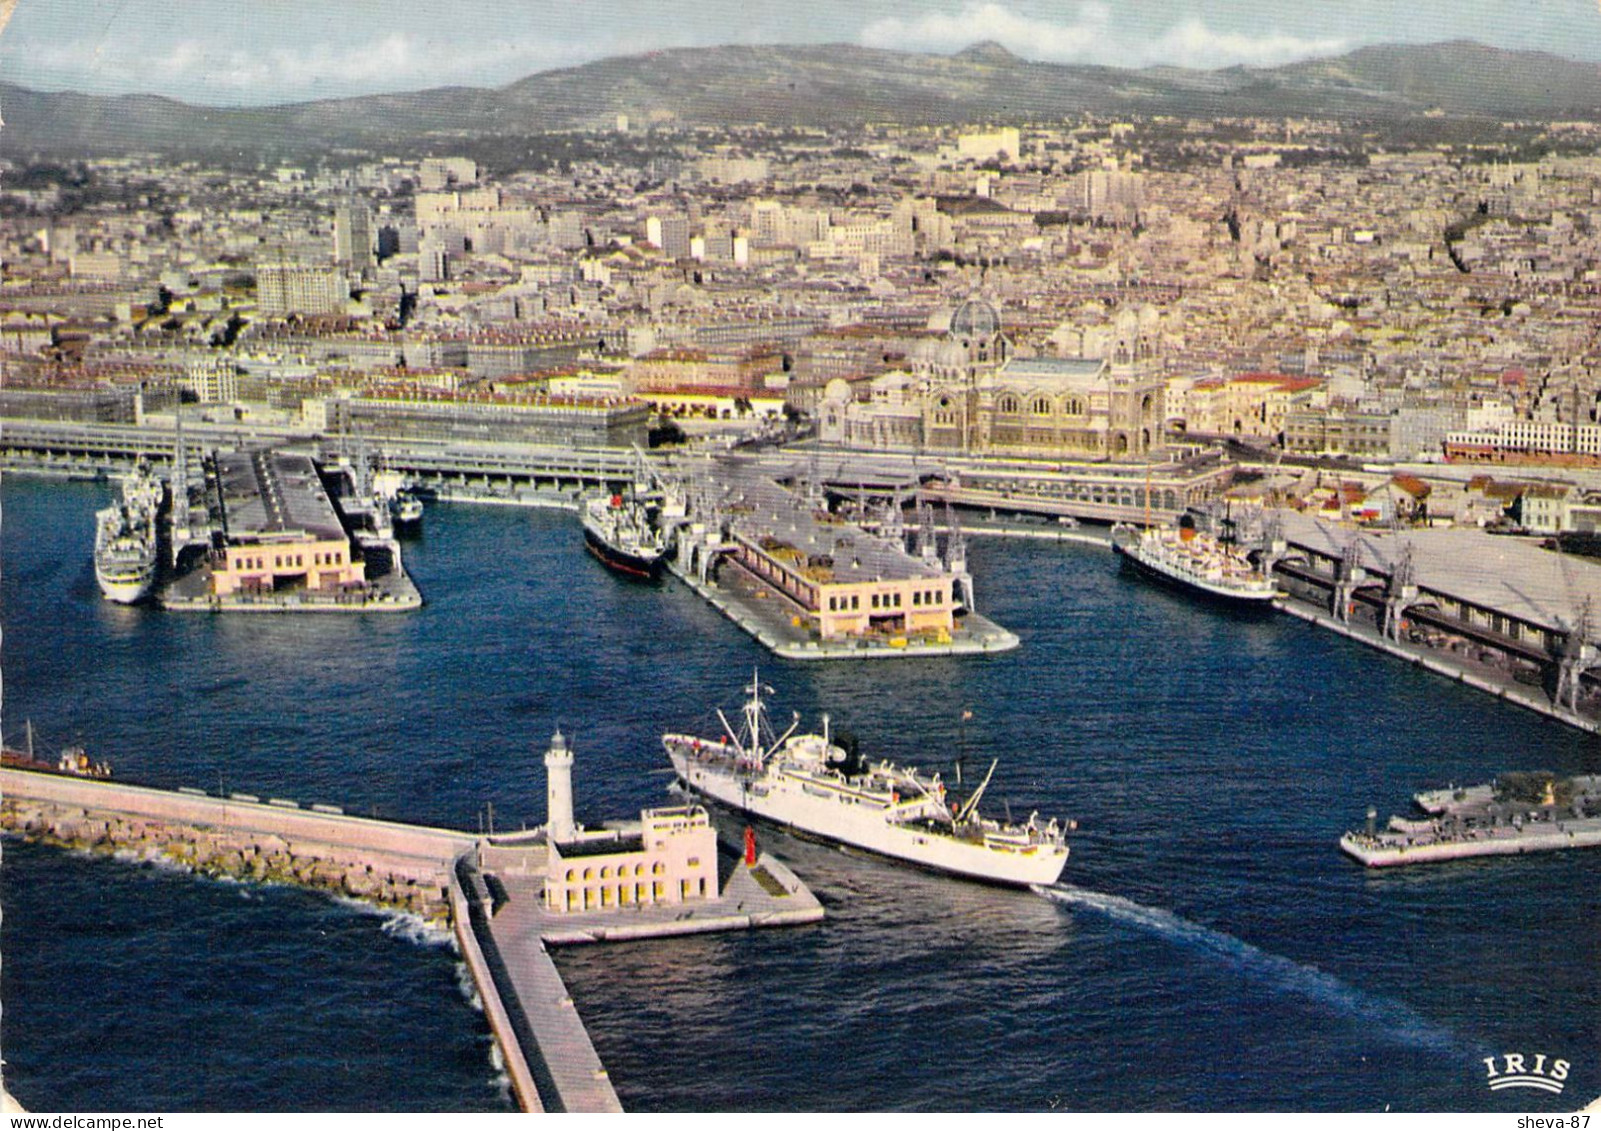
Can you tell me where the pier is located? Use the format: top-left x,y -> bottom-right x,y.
0,764 -> 822,1112
1266,509 -> 1601,735
1340,773 -> 1601,867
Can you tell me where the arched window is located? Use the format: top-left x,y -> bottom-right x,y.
997,394 -> 1020,414
1031,396 -> 1053,417
1064,397 -> 1084,416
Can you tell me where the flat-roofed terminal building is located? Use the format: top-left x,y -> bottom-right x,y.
208,450 -> 362,598
713,466 -> 961,639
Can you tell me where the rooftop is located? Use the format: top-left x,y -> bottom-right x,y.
215,449 -> 346,542
1279,510 -> 1601,636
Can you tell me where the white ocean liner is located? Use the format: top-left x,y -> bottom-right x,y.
1113,525 -> 1276,603
664,674 -> 1069,886
93,465 -> 161,603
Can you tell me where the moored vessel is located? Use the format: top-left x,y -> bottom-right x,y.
1113,523 -> 1276,604
581,491 -> 671,580
93,465 -> 161,604
1341,771 -> 1601,867
663,673 -> 1070,886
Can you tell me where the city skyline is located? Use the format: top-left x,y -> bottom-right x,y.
2,0 -> 1600,107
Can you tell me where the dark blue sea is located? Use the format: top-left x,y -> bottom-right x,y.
3,475 -> 1598,1112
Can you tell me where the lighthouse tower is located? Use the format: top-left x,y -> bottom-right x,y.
544,730 -> 576,844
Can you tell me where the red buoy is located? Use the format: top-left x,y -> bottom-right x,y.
744,825 -> 757,866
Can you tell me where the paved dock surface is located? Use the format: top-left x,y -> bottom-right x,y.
668,556 -> 1020,660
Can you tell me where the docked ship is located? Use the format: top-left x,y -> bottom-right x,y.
389,488 -> 424,529
1112,523 -> 1276,604
581,491 -> 672,580
663,674 -> 1070,887
2,722 -> 111,778
93,465 -> 162,604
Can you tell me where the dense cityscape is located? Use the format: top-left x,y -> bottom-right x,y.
5,19 -> 1601,1117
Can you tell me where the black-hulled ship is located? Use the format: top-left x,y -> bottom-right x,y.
581,492 -> 671,580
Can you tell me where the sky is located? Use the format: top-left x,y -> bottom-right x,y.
0,0 -> 1598,106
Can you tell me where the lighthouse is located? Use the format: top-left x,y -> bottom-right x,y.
545,729 -> 576,844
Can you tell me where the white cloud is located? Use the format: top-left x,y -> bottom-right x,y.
858,2 -> 1345,70
860,1 -> 1109,60
1142,18 -> 1347,69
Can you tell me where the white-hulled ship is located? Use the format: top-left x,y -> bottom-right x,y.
93,465 -> 162,603
664,674 -> 1070,887
1112,524 -> 1276,604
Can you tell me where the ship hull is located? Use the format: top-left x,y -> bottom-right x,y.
95,568 -> 155,604
582,521 -> 666,581
1113,538 -> 1277,605
667,745 -> 1067,887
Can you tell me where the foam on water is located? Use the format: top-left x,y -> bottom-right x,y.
454,961 -> 485,1012
1036,883 -> 1462,1053
327,897 -> 457,950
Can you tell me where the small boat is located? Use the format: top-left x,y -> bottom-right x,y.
389,488 -> 424,529
664,673 -> 1070,887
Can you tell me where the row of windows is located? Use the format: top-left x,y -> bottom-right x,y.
995,394 -> 1087,417
563,861 -> 668,882
231,550 -> 345,572
558,877 -> 707,912
827,588 -> 948,613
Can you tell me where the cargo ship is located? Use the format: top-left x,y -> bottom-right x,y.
581,492 -> 671,580
664,673 -> 1070,887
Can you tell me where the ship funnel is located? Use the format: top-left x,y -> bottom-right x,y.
545,729 -> 576,844
1365,806 -> 1377,836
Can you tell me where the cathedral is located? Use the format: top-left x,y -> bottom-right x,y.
819,300 -> 1168,460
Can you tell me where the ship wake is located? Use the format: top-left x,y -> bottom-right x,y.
1035,883 -> 1460,1053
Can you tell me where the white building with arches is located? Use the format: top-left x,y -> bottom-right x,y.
820,300 -> 1167,459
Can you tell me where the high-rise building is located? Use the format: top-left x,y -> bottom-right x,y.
256,261 -> 347,317
334,200 -> 375,272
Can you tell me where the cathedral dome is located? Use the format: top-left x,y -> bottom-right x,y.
949,298 -> 1002,341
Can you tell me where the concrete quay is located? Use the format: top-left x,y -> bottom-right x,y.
0,766 -> 469,921
1272,596 -> 1600,736
2,766 -> 826,1112
667,555 -> 1021,660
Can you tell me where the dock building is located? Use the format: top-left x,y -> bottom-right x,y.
539,732 -> 719,913
1270,510 -> 1601,713
686,463 -> 964,640
319,390 -> 651,449
206,449 -> 362,598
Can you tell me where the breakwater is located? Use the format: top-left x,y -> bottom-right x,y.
0,768 -> 471,924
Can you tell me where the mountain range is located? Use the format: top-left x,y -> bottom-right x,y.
3,39 -> 1600,158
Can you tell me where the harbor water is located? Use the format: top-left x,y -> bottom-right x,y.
3,476 -> 1598,1111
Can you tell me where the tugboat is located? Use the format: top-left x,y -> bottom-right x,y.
388,488 -> 424,530
1,722 -> 111,778
664,673 -> 1070,887
93,463 -> 161,604
581,491 -> 671,580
